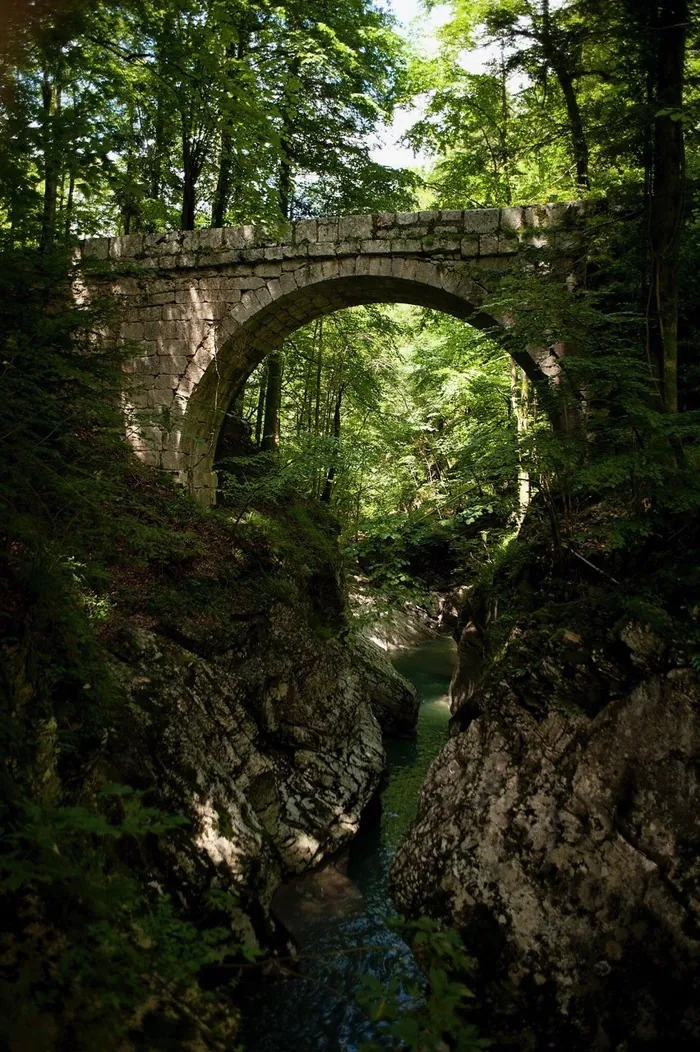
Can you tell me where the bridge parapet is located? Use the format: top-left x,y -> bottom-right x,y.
81,202 -> 591,272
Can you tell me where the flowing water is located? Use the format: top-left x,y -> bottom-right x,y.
238,635 -> 457,1052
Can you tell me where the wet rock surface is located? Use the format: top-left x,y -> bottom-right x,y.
391,621 -> 700,1049
352,635 -> 419,737
108,604 -> 413,950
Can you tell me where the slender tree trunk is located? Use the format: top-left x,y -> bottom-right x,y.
212,31 -> 249,227
500,36 -> 512,205
314,319 -> 323,436
261,351 -> 283,452
212,129 -> 234,228
40,68 -> 59,251
650,0 -> 687,414
278,55 -> 300,220
255,364 -> 268,447
321,387 -> 343,503
181,135 -> 197,231
511,360 -> 531,525
541,0 -> 589,190
279,146 -> 292,221
150,83 -> 165,207
63,166 -> 74,237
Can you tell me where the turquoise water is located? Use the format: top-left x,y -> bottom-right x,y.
238,636 -> 456,1052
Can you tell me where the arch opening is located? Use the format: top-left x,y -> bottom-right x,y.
178,270 -> 515,501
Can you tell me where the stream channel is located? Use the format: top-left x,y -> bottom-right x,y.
238,635 -> 457,1051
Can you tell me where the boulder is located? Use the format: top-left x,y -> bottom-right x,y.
109,603 -> 389,950
352,635 -> 419,738
392,656 -> 700,1049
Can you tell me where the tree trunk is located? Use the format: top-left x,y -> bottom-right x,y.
321,387 -> 343,503
255,363 -> 268,447
212,129 -> 234,228
555,64 -> 589,189
40,68 -> 59,251
314,319 -> 323,435
212,31 -> 249,228
541,0 -> 589,190
261,351 -> 283,452
63,166 -> 74,238
181,135 -> 197,231
150,83 -> 165,207
279,147 -> 292,221
510,359 -> 531,525
650,0 -> 688,414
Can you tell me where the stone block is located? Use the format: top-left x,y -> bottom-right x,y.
121,321 -> 145,340
479,234 -> 501,255
307,242 -> 337,258
500,206 -> 526,231
390,239 -> 422,254
264,246 -> 284,261
136,306 -> 163,321
209,250 -> 242,265
523,205 -> 549,229
396,212 -> 421,227
461,238 -> 480,257
241,248 -> 265,263
81,238 -> 110,260
294,219 -> 317,243
361,240 -> 387,255
338,215 -> 373,240
158,320 -> 190,339
321,259 -> 339,280
277,272 -> 298,297
434,238 -> 461,254
187,227 -> 223,252
440,209 -> 464,224
463,208 -> 500,234
375,212 -> 395,228
175,289 -> 199,304
110,234 -> 144,259
224,225 -> 256,249
317,220 -> 339,241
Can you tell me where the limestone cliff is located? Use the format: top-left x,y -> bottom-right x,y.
108,605 -> 416,952
391,617 -> 700,1049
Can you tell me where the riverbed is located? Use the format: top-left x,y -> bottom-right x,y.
238,635 -> 456,1051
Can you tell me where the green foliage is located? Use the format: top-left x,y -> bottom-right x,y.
0,0 -> 415,243
357,918 -> 492,1051
0,788 -> 241,1051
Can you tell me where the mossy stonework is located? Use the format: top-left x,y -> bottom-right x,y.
79,203 -> 594,503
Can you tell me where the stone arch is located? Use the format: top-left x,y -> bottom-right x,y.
176,257 -> 506,500
79,203 -> 595,502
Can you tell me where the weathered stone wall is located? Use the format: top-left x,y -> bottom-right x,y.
80,203 -> 590,503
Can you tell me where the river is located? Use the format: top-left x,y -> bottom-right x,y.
237,635 -> 457,1051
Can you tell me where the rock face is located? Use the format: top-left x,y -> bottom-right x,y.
352,635 -> 419,737
108,604 -> 408,949
391,626 -> 700,1049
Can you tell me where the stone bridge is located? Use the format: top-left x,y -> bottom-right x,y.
80,203 -> 593,504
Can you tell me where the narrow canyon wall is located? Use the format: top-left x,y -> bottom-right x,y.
392,620 -> 700,1049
